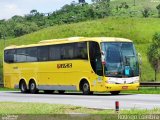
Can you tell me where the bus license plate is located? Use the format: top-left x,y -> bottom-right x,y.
122,86 -> 128,89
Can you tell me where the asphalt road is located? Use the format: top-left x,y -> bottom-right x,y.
0,91 -> 160,110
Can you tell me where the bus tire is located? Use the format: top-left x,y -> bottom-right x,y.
44,90 -> 54,94
29,80 -> 39,94
110,91 -> 120,95
58,90 -> 65,94
19,80 -> 28,93
81,81 -> 91,95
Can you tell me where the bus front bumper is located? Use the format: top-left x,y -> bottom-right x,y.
105,83 -> 140,92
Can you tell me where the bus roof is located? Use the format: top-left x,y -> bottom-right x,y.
5,37 -> 132,50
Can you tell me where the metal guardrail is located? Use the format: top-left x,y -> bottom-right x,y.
140,82 -> 160,87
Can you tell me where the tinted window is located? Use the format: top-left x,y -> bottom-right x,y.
49,42 -> 88,61
38,46 -> 49,61
4,49 -> 16,63
4,42 -> 88,63
101,42 -> 139,77
26,47 -> 37,62
106,44 -> 121,63
16,49 -> 26,62
49,45 -> 62,60
61,44 -> 75,59
75,42 -> 88,59
89,41 -> 103,76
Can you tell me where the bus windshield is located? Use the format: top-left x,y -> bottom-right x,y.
101,42 -> 139,77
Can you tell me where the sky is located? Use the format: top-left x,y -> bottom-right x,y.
0,0 -> 91,20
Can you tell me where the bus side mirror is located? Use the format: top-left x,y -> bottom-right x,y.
101,51 -> 106,65
138,53 -> 142,65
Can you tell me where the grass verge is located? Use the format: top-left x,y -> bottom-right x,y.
0,87 -> 19,91
0,102 -> 160,115
1,102 -> 160,120
122,87 -> 160,94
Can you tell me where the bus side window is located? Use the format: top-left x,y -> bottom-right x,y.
16,49 -> 27,62
49,45 -> 61,60
89,41 -> 103,76
4,49 -> 16,63
26,47 -> 37,62
38,46 -> 49,61
63,44 -> 74,59
75,42 -> 88,59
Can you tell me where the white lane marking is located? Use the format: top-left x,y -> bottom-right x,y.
135,103 -> 160,106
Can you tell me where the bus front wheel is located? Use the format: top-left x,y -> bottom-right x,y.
29,80 -> 39,94
81,81 -> 92,95
20,81 -> 28,93
110,91 -> 120,95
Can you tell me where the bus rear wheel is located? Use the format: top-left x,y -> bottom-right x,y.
110,91 -> 120,95
58,90 -> 65,94
29,81 -> 39,94
20,81 -> 28,93
81,81 -> 92,95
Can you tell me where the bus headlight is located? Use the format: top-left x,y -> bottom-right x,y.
133,80 -> 139,83
107,81 -> 116,84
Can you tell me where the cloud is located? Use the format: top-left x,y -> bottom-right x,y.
0,0 -> 92,20
5,4 -> 22,14
0,3 -> 24,19
0,0 -> 74,20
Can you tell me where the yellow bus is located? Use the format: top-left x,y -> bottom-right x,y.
3,37 -> 140,95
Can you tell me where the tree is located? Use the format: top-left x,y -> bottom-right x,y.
133,0 -> 136,6
91,0 -> 111,18
30,10 -> 38,16
71,1 -> 77,6
156,4 -> 160,18
79,0 -> 85,3
0,21 -> 8,38
11,15 -> 24,22
14,22 -> 39,37
148,33 -> 160,81
141,7 -> 150,18
119,2 -> 129,9
92,0 -> 110,3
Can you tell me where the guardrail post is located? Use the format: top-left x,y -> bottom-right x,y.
115,101 -> 119,113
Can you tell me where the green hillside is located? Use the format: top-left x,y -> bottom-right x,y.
0,17 -> 160,81
1,0 -> 160,39
110,0 -> 159,17
111,0 -> 159,10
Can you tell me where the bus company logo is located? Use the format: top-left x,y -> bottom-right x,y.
57,63 -> 72,69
